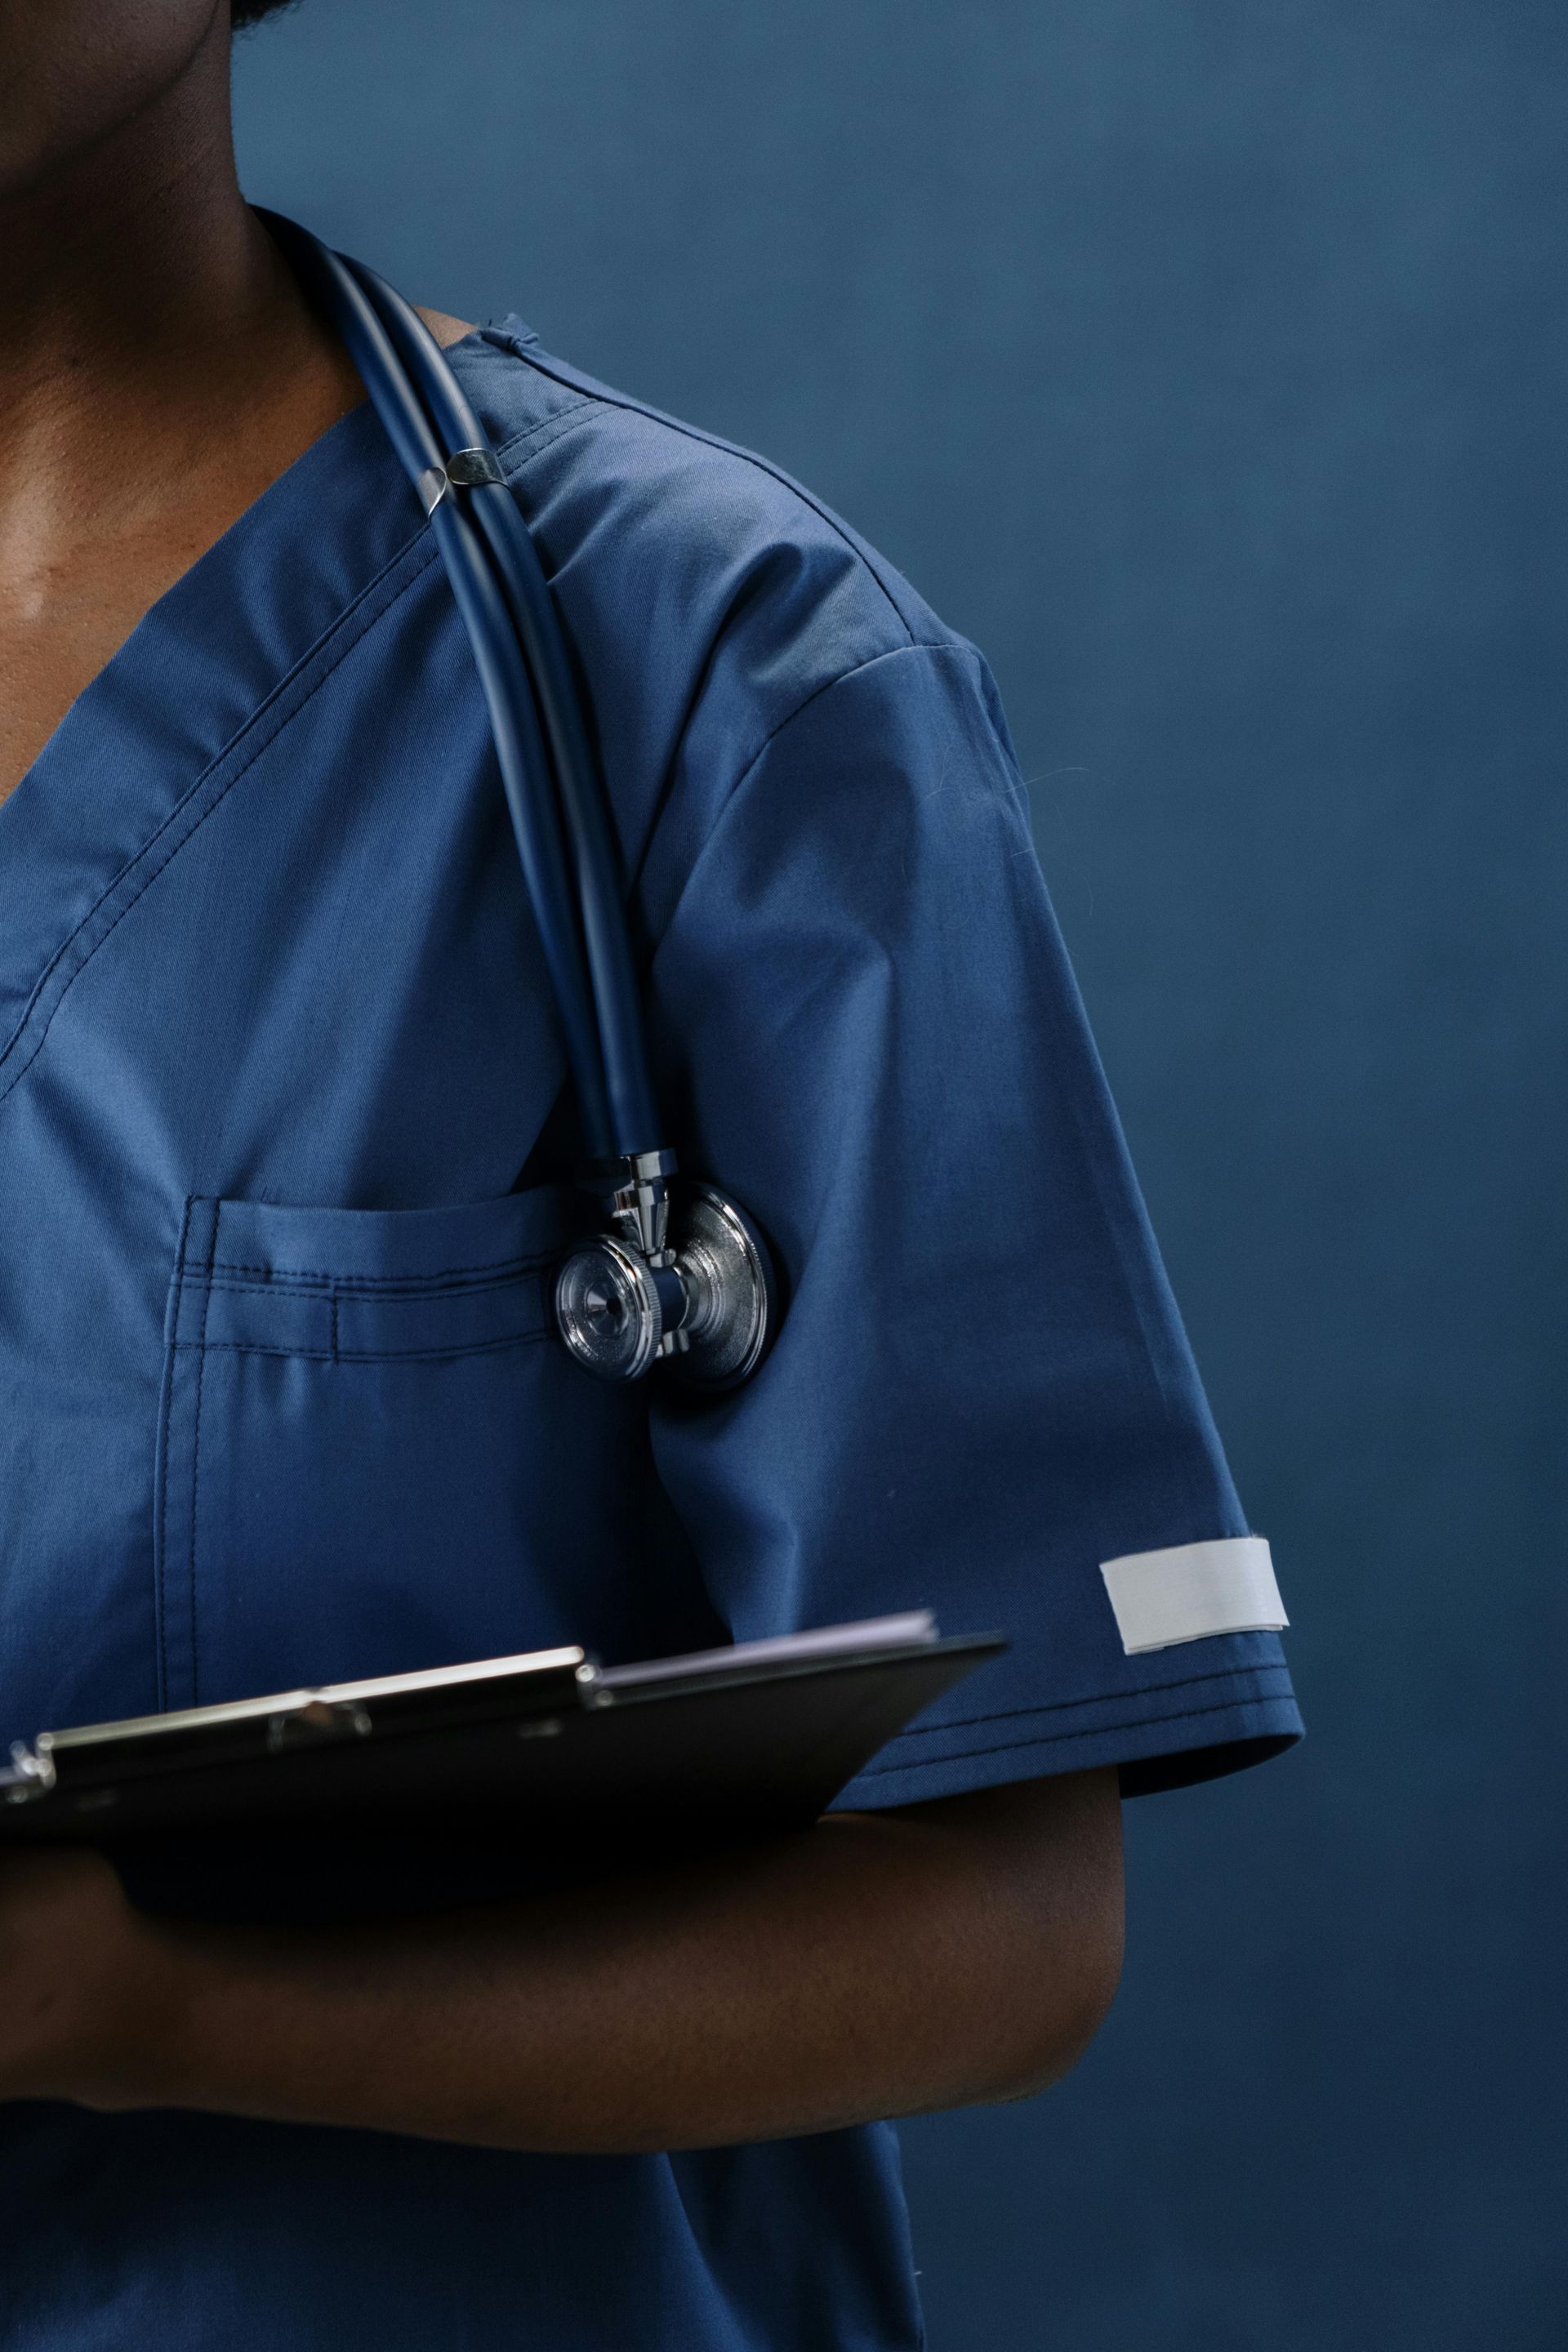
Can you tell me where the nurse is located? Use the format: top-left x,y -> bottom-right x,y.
0,6 -> 1300,2349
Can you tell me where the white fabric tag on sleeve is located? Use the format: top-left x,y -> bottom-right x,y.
1099,1535 -> 1287,1655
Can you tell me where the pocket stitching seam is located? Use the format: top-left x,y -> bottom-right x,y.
155,1192 -> 198,1711
187,1203 -> 219,1708
203,1249 -> 562,1286
172,1329 -> 555,1365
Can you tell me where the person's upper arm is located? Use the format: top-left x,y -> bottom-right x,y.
641,633 -> 1301,1806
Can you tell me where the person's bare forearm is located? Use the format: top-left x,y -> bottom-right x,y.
41,1771 -> 1120,2152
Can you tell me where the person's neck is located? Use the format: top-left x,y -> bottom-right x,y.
0,22 -> 358,547
0,19 -> 373,804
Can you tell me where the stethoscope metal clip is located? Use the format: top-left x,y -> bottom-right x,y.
265,216 -> 776,1392
416,446 -> 505,514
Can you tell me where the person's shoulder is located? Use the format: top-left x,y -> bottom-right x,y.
445,318 -> 1017,886
451,316 -> 959,673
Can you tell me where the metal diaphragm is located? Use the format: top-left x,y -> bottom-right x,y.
554,1236 -> 665,1383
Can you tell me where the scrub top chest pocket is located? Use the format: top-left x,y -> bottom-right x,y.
154,1187 -> 649,1712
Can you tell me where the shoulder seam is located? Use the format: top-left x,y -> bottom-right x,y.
488,336 -> 918,648
645,643 -> 987,947
491,395 -> 599,474
724,639 -> 978,805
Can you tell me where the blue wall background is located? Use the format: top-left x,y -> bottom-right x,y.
234,6 -> 1568,2344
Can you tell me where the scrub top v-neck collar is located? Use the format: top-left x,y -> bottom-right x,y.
0,363 -> 462,1091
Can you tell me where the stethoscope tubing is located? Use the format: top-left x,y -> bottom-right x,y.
261,212 -> 618,1160
341,258 -> 662,1161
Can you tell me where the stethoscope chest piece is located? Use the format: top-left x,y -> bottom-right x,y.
555,1180 -> 775,1392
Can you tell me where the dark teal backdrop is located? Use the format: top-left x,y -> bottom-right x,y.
234,6 -> 1566,2344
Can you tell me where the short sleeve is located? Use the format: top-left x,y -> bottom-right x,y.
644,641 -> 1302,1801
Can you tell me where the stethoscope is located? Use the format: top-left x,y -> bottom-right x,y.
261,215 -> 775,1392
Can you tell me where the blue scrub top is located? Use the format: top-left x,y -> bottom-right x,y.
0,313 -> 1300,2350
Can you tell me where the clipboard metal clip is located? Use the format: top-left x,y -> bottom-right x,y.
5,1740 -> 55,1802
265,1698 -> 374,1754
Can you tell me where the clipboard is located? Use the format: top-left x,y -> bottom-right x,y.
0,1615 -> 1004,1920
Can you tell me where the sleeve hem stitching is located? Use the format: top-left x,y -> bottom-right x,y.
853,1692 -> 1302,1777
886,1658 -> 1293,1741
